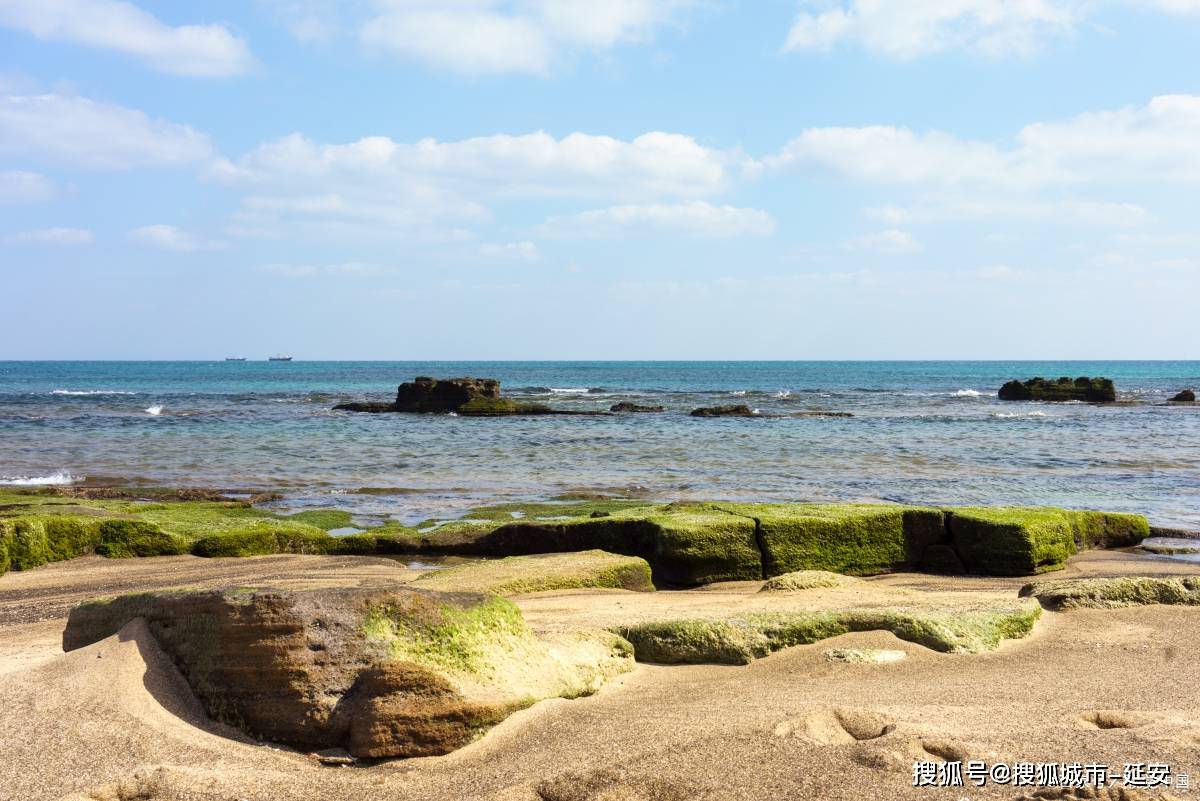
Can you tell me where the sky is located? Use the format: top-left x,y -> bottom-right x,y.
1,0 -> 1199,360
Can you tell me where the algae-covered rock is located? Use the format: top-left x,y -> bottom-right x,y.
998,376 -> 1116,402
63,586 -> 634,758
759,570 -> 861,592
689,404 -> 757,417
947,507 -> 1149,576
1020,576 -> 1200,610
333,376 -> 575,416
418,504 -> 763,586
1171,389 -> 1196,402
616,601 -> 1041,664
722,503 -> 946,577
413,551 -> 654,595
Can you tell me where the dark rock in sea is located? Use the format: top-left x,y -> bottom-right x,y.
333,377 -> 605,416
395,376 -> 500,412
609,402 -> 665,413
689,404 -> 758,417
1171,389 -> 1195,402
998,376 -> 1116,403
791,411 -> 854,418
62,586 -> 632,759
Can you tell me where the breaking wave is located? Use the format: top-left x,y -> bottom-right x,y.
0,471 -> 82,486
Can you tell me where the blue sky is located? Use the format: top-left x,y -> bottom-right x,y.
1,0 -> 1199,359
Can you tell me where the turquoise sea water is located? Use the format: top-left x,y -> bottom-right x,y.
1,361 -> 1197,527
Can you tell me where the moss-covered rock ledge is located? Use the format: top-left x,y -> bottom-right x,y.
63,586 -> 633,759
0,489 -> 1149,583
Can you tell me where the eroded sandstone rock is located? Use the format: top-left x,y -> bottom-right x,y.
63,586 -> 633,758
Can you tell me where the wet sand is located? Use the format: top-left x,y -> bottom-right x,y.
1,550 -> 1198,801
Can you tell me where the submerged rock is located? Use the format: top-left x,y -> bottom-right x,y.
1171,389 -> 1195,402
63,586 -> 633,758
609,402 -> 665,413
689,404 -> 757,417
998,376 -> 1116,402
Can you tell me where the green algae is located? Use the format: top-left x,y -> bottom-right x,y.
616,601 -> 1042,664
413,550 -> 654,596
363,594 -> 533,675
1021,576 -> 1200,609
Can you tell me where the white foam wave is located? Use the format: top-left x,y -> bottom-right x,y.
992,411 -> 1050,419
731,390 -> 747,396
774,390 -> 791,399
952,389 -> 982,398
0,471 -> 82,486
145,405 -> 164,416
549,388 -> 588,394
52,389 -> 138,396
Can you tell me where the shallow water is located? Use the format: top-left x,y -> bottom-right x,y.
1,361 -> 1198,527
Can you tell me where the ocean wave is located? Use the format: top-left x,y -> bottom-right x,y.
952,389 -> 982,398
774,390 -> 792,399
731,390 -> 747,396
549,387 -> 588,394
145,405 -> 164,416
0,471 -> 82,485
992,411 -> 1050,419
52,389 -> 139,396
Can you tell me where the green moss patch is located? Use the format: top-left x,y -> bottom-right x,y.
414,550 -> 654,596
947,507 -> 1149,576
720,503 -> 945,577
1021,576 -> 1200,610
616,601 -> 1041,664
759,570 -> 861,592
190,524 -> 335,557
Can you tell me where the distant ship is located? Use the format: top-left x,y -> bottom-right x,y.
224,357 -> 247,361
268,355 -> 293,361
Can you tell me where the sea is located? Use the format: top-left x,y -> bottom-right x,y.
1,361 -> 1198,528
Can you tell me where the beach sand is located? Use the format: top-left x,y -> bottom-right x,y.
1,551 -> 1198,801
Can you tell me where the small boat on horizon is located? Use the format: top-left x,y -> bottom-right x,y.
224,357 -> 247,361
268,355 -> 293,361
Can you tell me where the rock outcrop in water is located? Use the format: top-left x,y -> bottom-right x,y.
689,404 -> 757,417
998,376 -> 1116,403
62,586 -> 634,758
333,376 -> 595,416
1171,389 -> 1195,402
610,402 -> 665,413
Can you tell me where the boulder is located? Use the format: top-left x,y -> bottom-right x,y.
689,404 -> 757,417
1171,389 -> 1196,402
63,586 -> 633,758
998,376 -> 1116,402
609,402 -> 665,413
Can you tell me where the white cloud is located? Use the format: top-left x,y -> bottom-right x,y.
260,0 -> 341,43
0,93 -> 212,169
7,226 -> 93,245
127,224 -> 221,252
0,169 -> 53,203
213,129 -> 735,239
783,0 -> 1083,58
479,240 -> 541,261
261,261 -> 386,277
0,0 -> 253,76
359,0 -> 697,75
538,201 -> 775,238
782,1 -> 1200,59
868,198 -> 1153,227
844,229 -> 923,254
768,95 -> 1200,188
